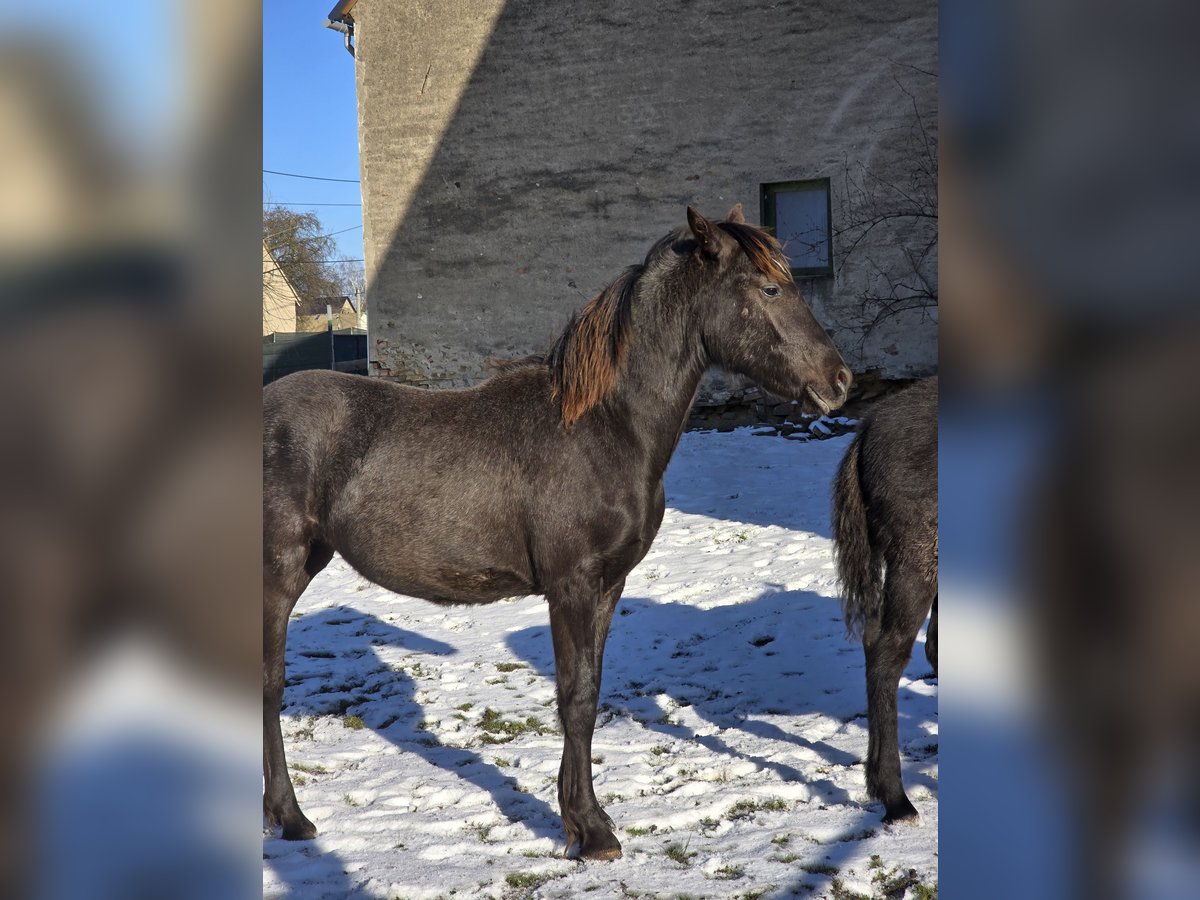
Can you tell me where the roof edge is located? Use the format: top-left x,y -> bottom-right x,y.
326,0 -> 358,20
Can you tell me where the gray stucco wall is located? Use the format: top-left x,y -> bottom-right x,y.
353,0 -> 937,395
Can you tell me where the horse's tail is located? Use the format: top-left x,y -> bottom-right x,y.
832,437 -> 881,637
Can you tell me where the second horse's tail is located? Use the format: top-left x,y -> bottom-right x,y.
832,438 -> 881,636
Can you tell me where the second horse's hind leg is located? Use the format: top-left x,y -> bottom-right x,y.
863,567 -> 934,823
263,539 -> 333,840
925,595 -> 937,675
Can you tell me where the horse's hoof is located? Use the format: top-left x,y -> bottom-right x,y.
568,826 -> 623,861
882,799 -> 919,825
281,816 -> 318,841
579,836 -> 623,861
582,845 -> 623,861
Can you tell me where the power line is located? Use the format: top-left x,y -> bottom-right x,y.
263,168 -> 360,184
262,256 -> 366,280
264,201 -> 362,207
263,222 -> 363,244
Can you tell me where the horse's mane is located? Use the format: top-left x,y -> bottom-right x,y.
498,219 -> 790,426
546,265 -> 639,426
717,221 -> 794,284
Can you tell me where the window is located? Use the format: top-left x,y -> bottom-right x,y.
760,178 -> 833,278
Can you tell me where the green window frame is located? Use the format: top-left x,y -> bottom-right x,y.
760,178 -> 833,278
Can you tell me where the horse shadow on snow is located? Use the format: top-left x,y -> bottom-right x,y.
264,591 -> 936,895
263,605 -> 563,898
506,585 -> 937,814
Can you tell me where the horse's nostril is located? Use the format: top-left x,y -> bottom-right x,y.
835,367 -> 852,395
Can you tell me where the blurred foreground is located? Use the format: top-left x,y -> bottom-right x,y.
942,1 -> 1200,898
0,2 -> 260,898
2,0 -> 1199,897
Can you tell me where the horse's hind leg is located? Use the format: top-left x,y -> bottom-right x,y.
263,537 -> 334,840
925,595 -> 938,675
863,564 -> 935,823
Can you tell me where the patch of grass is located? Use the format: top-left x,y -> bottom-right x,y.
292,773 -> 307,786
650,745 -> 669,756
829,879 -> 872,900
801,862 -> 839,876
625,825 -> 657,837
735,531 -> 749,543
342,794 -> 359,807
771,834 -> 790,846
868,855 -> 884,871
727,797 -> 788,821
740,889 -> 776,900
871,865 -> 930,900
839,827 -> 878,842
713,864 -> 745,879
664,841 -> 697,866
456,702 -> 474,711
495,662 -> 528,673
911,884 -> 938,900
493,757 -> 511,768
698,817 -> 719,831
773,853 -> 802,864
504,870 -> 565,892
289,761 -> 329,775
477,708 -> 553,744
342,715 -> 365,730
465,822 -> 492,842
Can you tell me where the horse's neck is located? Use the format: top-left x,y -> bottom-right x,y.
610,302 -> 708,475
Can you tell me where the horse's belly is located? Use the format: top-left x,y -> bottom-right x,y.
337,538 -> 536,606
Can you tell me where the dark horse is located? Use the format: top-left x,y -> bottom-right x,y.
264,205 -> 851,859
832,377 -> 937,823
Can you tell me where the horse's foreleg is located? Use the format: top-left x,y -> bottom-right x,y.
548,576 -> 622,860
863,565 -> 932,823
263,538 -> 331,840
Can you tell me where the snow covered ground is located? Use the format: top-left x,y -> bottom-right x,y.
263,427 -> 938,899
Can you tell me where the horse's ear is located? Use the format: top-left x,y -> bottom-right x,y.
725,202 -> 746,224
687,206 -> 719,256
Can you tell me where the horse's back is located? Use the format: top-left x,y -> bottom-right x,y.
858,377 -> 937,570
859,378 -> 937,493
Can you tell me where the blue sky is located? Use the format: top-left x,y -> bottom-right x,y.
263,0 -> 364,264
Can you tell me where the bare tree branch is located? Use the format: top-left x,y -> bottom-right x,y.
834,72 -> 938,345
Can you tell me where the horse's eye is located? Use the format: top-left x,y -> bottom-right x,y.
761,284 -> 781,298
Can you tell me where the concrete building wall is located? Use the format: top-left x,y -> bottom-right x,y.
353,0 -> 937,396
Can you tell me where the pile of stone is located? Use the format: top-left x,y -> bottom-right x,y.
748,414 -> 858,441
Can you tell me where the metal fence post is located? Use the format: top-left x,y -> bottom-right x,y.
327,303 -> 335,370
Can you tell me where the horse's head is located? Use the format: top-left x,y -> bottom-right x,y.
687,205 -> 851,413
